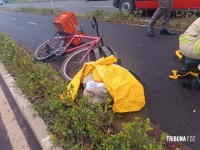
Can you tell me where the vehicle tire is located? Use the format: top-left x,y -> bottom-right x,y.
35,37 -> 65,61
119,0 -> 135,14
61,47 -> 90,81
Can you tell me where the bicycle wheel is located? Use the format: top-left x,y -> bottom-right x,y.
61,47 -> 90,81
35,37 -> 65,61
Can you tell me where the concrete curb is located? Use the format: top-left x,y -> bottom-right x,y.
0,62 -> 62,150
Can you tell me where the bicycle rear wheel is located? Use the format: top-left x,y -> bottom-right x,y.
61,47 -> 90,81
35,37 -> 65,61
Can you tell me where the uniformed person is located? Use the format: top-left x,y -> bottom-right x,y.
147,0 -> 176,37
179,17 -> 200,89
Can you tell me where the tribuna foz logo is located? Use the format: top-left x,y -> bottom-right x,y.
167,136 -> 195,142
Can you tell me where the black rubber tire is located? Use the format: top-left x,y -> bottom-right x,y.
35,37 -> 65,61
119,0 -> 135,14
61,47 -> 90,81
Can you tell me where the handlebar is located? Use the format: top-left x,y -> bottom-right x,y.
91,16 -> 100,37
91,16 -> 104,45
93,17 -> 98,28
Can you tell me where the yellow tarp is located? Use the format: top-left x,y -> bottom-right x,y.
66,55 -> 145,113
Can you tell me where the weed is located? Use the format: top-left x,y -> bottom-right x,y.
0,7 -> 63,15
0,32 -> 169,149
80,9 -> 197,30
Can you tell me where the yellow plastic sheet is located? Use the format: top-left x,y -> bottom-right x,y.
169,70 -> 198,79
66,55 -> 145,113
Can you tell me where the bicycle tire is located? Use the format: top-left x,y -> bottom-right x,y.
61,47 -> 90,81
35,37 -> 65,61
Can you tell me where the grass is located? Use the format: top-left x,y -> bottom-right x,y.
78,9 -> 197,30
0,7 -> 63,15
11,0 -> 44,2
8,0 -> 59,2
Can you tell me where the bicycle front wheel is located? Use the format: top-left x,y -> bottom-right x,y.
61,47 -> 90,81
35,37 -> 65,61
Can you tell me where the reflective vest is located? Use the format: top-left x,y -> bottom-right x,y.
179,36 -> 200,55
179,17 -> 200,57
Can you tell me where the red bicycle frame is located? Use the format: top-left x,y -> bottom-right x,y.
62,34 -> 101,62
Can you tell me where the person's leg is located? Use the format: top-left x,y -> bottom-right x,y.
159,0 -> 176,35
191,72 -> 200,89
179,55 -> 200,74
182,71 -> 200,89
149,0 -> 169,25
147,6 -> 164,36
161,0 -> 171,29
147,0 -> 171,36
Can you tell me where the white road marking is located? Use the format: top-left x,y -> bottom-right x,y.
1,15 -> 5,17
28,22 -> 38,25
11,18 -> 16,20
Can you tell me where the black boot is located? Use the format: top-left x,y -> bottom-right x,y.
191,74 -> 200,89
182,68 -> 200,89
179,56 -> 200,75
147,24 -> 154,37
160,28 -> 176,35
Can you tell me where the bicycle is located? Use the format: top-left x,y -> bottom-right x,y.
34,16 -> 120,81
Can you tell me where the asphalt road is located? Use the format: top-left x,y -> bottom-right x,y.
0,10 -> 200,149
2,0 -> 117,14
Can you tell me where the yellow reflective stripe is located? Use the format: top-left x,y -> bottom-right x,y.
193,39 -> 200,54
179,36 -> 190,44
179,39 -> 190,44
179,35 -> 190,39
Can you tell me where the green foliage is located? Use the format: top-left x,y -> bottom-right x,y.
0,33 -> 167,149
80,9 -> 197,30
106,11 -> 132,22
1,7 -> 63,15
102,118 -> 165,150
83,9 -> 144,24
172,10 -> 195,18
8,0 -> 62,3
49,98 -> 115,149
169,10 -> 197,30
84,8 -> 109,20
9,0 -> 45,2
133,9 -> 143,18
